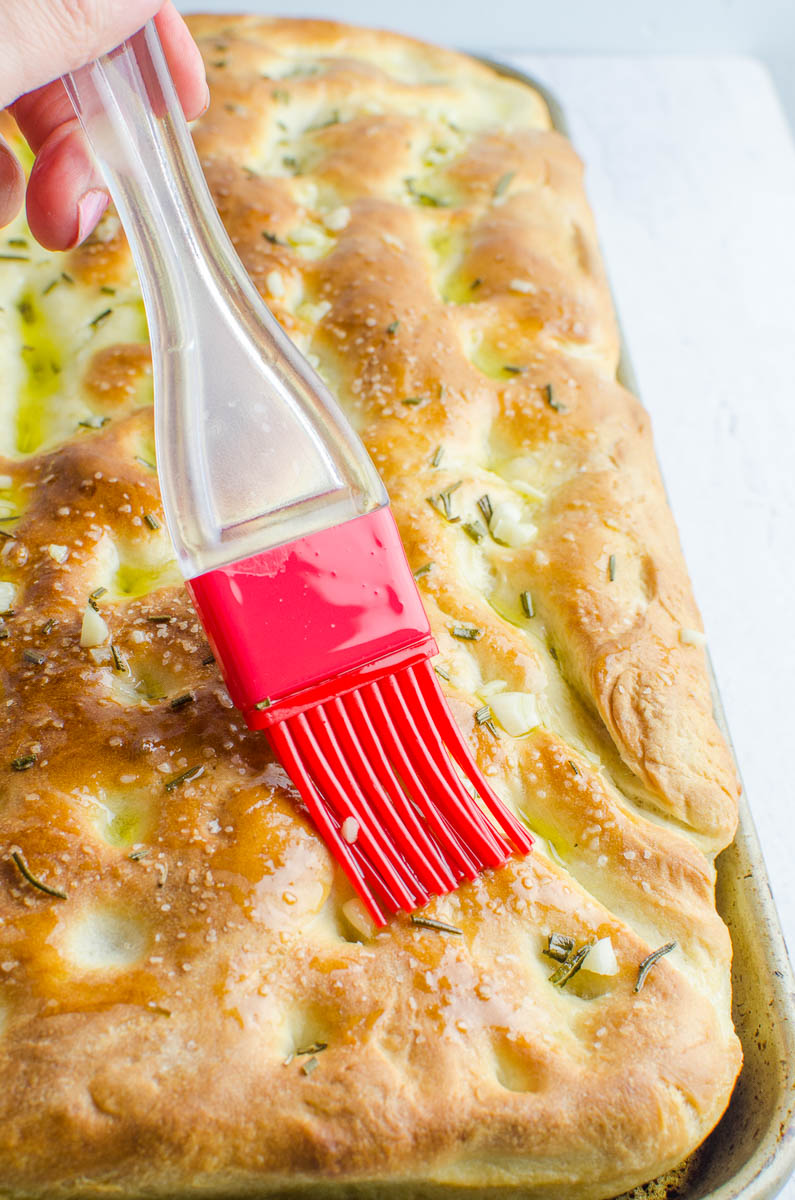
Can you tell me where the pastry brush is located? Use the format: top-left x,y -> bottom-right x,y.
64,22 -> 533,925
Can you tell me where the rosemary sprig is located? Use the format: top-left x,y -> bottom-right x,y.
450,623 -> 482,641
411,914 -> 463,936
543,932 -> 576,963
462,521 -> 485,543
494,170 -> 515,198
549,941 -> 593,987
164,765 -> 204,792
477,494 -> 493,524
11,850 -> 67,899
634,942 -> 676,993
474,705 -> 498,738
543,383 -> 567,413
11,754 -> 36,771
296,1041 -> 328,1056
412,562 -> 434,580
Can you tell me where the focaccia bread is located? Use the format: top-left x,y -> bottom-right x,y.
0,16 -> 742,1199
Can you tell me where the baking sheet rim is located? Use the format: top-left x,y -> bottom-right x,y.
475,50 -> 795,1200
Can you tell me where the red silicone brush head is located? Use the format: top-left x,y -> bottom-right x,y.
188,508 -> 533,925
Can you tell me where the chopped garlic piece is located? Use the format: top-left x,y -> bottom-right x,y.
0,581 -> 16,613
509,278 -> 536,294
342,897 -> 376,940
266,270 -> 285,297
0,475 -> 12,489
341,817 -> 359,843
679,627 -> 706,647
81,604 -> 109,648
477,679 -> 508,700
490,501 -> 537,547
510,479 -> 546,502
300,299 -> 332,323
288,224 -> 326,247
489,692 -> 539,737
47,544 -> 69,564
581,936 -> 619,977
324,205 -> 350,232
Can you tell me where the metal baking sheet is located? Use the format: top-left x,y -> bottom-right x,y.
478,53 -> 795,1200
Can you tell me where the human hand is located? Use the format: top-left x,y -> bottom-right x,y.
0,1 -> 207,250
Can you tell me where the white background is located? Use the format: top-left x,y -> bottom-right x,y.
177,4 -> 795,1191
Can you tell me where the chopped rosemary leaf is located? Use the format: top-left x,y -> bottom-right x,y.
110,644 -> 127,673
7,238 -> 28,249
406,178 -> 448,207
42,279 -> 59,296
431,445 -> 443,467
300,1056 -> 319,1077
494,170 -> 515,198
543,382 -> 567,413
520,590 -> 534,618
147,615 -> 172,624
272,88 -> 290,103
128,848 -> 150,861
0,630 -> 9,640
434,664 -> 450,681
11,754 -> 36,772
170,693 -> 195,711
568,759 -> 581,776
412,562 -> 434,580
11,851 -> 67,899
61,272 -> 74,284
474,705 -> 491,725
411,914 -> 464,936
450,623 -> 482,641
0,253 -> 30,262
544,932 -> 576,963
201,653 -> 216,666
100,286 -> 117,295
164,765 -> 204,792
135,456 -> 156,471
22,650 -> 45,666
477,494 -> 493,523
548,644 -> 558,662
549,941 -> 593,987
386,320 -> 399,335
634,941 -> 676,993
471,277 -> 482,290
41,619 -> 56,636
89,586 -> 107,602
503,364 -> 526,375
608,553 -> 616,582
402,396 -> 426,406
296,1041 -> 328,1056
89,308 -> 113,329
262,230 -> 283,245
254,698 -> 272,711
462,521 -> 485,543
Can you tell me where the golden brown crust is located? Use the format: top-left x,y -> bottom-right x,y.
0,16 -> 740,1199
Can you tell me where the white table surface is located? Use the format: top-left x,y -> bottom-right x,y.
508,53 -> 795,1195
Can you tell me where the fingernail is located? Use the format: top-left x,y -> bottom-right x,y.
200,84 -> 211,117
75,189 -> 109,246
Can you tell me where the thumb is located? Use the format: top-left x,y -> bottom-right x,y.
0,0 -> 166,109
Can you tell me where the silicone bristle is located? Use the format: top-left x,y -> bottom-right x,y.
265,661 -> 533,925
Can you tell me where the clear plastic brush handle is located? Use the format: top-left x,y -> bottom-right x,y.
64,22 -> 387,578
